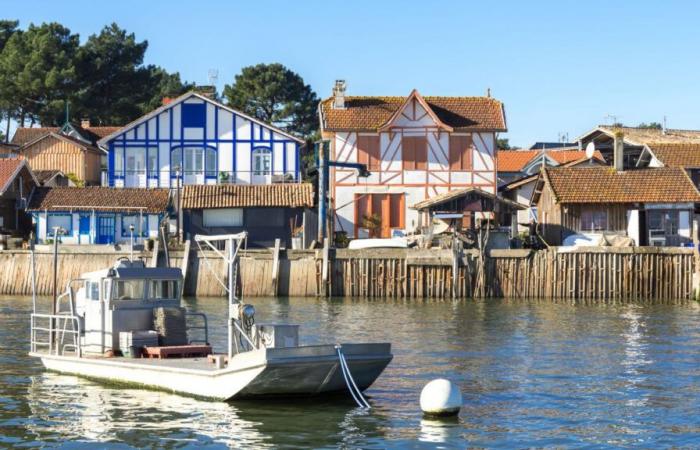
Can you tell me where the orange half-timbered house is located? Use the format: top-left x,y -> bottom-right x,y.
319,81 -> 507,238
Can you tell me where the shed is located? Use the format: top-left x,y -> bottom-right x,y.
181,183 -> 315,248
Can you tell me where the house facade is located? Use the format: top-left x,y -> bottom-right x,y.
0,159 -> 38,236
319,82 -> 507,238
181,183 -> 315,248
532,167 -> 700,246
97,92 -> 304,188
28,187 -> 170,245
11,121 -> 118,185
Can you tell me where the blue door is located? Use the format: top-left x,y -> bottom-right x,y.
78,214 -> 91,244
96,215 -> 115,244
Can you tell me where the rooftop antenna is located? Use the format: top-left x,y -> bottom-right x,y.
208,69 -> 219,87
605,114 -> 619,126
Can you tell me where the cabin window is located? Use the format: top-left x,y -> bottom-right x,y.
121,215 -> 147,237
85,281 -> 100,300
47,214 -> 72,235
580,209 -> 608,231
357,135 -> 380,171
182,103 -> 206,128
202,208 -> 243,227
253,148 -> 272,175
150,280 -> 179,299
449,135 -> 472,170
112,280 -> 145,300
402,136 -> 427,170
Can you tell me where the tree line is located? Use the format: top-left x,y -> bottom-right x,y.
0,20 -> 319,142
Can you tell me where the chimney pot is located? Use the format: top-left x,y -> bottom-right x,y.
80,118 -> 90,128
162,97 -> 173,106
332,80 -> 346,109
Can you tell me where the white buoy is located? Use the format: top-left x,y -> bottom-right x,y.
420,379 -> 462,416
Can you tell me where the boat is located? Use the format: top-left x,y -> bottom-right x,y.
28,232 -> 392,401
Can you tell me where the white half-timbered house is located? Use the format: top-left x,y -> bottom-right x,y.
319,82 -> 507,238
97,92 -> 304,188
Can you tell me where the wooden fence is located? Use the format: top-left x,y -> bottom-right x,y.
0,246 -> 695,301
328,247 -> 698,301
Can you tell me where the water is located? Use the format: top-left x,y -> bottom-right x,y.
2,296 -> 700,448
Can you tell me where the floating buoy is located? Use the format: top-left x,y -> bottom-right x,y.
420,379 -> 462,416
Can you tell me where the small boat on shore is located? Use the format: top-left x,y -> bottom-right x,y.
29,233 -> 392,401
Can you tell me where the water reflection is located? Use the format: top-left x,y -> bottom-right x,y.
3,296 -> 700,447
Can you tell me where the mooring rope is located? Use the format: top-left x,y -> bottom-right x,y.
335,345 -> 371,409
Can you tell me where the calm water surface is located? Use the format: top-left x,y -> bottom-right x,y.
2,296 -> 700,448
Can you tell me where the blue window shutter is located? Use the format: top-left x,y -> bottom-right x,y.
182,103 -> 206,128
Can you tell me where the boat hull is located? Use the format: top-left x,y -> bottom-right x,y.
31,343 -> 392,401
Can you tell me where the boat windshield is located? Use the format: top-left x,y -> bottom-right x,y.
111,280 -> 146,300
150,280 -> 179,300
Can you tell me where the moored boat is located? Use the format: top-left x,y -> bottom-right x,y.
29,232 -> 392,401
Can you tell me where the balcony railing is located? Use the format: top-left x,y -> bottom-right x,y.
107,170 -> 299,187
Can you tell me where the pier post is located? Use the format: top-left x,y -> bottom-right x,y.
321,238 -> 330,297
271,238 -> 281,296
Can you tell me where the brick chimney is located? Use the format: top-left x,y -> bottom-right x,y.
80,118 -> 91,128
613,131 -> 624,171
162,97 -> 173,106
332,80 -> 346,109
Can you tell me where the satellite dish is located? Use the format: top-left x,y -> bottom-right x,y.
585,142 -> 595,159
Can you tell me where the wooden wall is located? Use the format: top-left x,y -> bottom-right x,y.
2,246 -> 695,302
22,137 -> 101,184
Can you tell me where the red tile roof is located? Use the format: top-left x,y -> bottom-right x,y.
498,148 -> 605,172
543,167 -> 700,203
497,150 -> 540,172
646,142 -> 700,168
320,95 -> 506,132
28,187 -> 170,213
182,184 -> 314,209
0,159 -> 25,193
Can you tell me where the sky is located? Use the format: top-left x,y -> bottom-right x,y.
4,0 -> 700,147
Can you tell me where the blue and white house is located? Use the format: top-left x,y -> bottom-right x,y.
97,92 -> 305,188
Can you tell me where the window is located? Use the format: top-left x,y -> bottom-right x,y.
253,148 -> 272,175
150,280 -> 179,300
202,208 -> 243,227
182,103 -> 206,128
85,281 -> 100,301
357,135 -> 380,171
580,209 -> 608,231
402,136 -> 427,170
47,214 -> 72,235
449,135 -> 472,170
148,149 -> 158,178
111,280 -> 145,300
121,215 -> 147,237
114,149 -> 124,173
171,147 -> 216,177
648,210 -> 679,235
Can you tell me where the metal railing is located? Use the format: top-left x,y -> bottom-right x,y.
110,170 -> 300,187
185,312 -> 209,345
30,313 -> 82,357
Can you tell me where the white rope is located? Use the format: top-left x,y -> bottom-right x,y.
335,345 -> 371,409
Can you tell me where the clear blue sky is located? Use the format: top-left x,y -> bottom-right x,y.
5,0 -> 700,146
